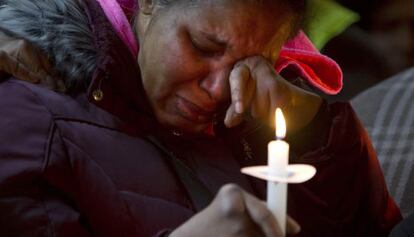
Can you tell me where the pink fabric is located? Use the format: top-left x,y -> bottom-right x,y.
117,0 -> 137,11
276,31 -> 343,95
96,0 -> 138,56
107,0 -> 343,95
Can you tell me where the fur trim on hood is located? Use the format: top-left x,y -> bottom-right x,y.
0,0 -> 97,90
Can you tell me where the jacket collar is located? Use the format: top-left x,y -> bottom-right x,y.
83,0 -> 153,120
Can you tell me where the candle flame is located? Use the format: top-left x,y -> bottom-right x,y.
275,108 -> 286,139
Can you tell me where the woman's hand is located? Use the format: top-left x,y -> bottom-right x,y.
169,184 -> 301,237
224,56 -> 322,133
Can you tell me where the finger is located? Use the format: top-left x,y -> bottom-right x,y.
243,191 -> 283,237
246,56 -> 276,80
250,62 -> 291,126
229,63 -> 250,114
245,74 -> 256,110
286,215 -> 301,235
216,184 -> 246,216
250,85 -> 270,120
224,103 -> 244,128
244,56 -> 278,120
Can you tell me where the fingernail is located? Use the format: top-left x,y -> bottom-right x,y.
294,224 -> 301,234
235,102 -> 243,114
224,114 -> 232,128
225,119 -> 234,128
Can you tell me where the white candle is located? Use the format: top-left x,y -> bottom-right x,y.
267,108 -> 289,236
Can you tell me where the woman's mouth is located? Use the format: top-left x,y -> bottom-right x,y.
175,95 -> 215,123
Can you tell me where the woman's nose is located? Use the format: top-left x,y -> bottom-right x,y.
199,68 -> 231,102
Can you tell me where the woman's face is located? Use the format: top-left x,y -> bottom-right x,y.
137,0 -> 294,133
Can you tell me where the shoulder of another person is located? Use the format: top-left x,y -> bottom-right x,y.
0,79 -> 55,118
0,78 -> 57,180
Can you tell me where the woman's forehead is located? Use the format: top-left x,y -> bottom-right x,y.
182,0 -> 280,7
199,0 -> 287,12
178,1 -> 293,54
181,0 -> 291,32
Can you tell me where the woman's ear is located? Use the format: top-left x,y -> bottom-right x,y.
138,0 -> 155,15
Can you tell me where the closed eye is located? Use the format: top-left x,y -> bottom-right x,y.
188,32 -> 225,57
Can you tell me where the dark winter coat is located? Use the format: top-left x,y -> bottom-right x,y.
0,0 -> 402,236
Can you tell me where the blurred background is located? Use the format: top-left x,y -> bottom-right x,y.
305,0 -> 414,101
301,0 -> 414,218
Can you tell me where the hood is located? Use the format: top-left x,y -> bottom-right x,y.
0,0 -> 154,129
0,31 -> 66,92
0,0 -> 97,91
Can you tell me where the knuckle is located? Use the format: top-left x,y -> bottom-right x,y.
218,184 -> 245,217
230,66 -> 248,82
247,55 -> 265,69
219,184 -> 242,196
231,88 -> 241,100
256,65 -> 276,79
234,60 -> 245,68
262,76 -> 277,88
256,208 -> 273,224
254,204 -> 276,225
229,68 -> 239,80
